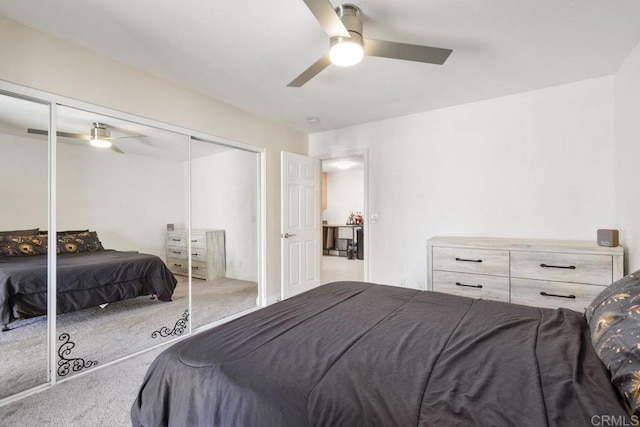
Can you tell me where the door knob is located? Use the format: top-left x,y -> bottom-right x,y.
282,233 -> 296,238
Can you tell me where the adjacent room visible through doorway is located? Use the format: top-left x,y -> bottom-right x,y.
320,156 -> 365,284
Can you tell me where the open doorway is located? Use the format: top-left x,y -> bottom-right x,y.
320,156 -> 365,284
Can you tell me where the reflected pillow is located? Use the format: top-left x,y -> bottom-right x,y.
0,234 -> 47,256
586,271 -> 640,415
56,231 -> 104,253
0,228 -> 39,237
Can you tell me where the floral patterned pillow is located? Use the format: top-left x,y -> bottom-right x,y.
0,234 -> 47,256
586,271 -> 640,415
56,231 -> 104,253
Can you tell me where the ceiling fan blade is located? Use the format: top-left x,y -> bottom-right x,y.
364,39 -> 452,65
27,128 -> 92,140
106,124 -> 147,139
58,131 -> 91,140
110,144 -> 125,154
26,128 -> 48,136
108,135 -> 147,140
303,0 -> 350,38
287,53 -> 331,87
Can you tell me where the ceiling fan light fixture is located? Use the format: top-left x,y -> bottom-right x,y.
89,138 -> 112,148
89,122 -> 112,148
329,35 -> 363,67
335,161 -> 354,170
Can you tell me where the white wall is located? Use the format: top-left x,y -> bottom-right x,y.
323,169 -> 364,225
190,149 -> 258,281
0,17 -> 308,300
615,41 -> 640,273
0,134 -> 48,230
310,76 -> 617,288
56,144 -> 185,258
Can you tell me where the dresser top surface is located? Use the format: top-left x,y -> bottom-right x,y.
427,236 -> 624,255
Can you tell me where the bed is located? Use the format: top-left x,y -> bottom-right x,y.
0,230 -> 177,331
131,278 -> 638,426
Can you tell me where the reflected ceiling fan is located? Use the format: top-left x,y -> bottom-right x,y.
27,122 -> 146,154
288,1 -> 453,87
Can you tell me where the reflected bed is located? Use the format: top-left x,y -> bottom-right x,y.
131,281 -> 630,426
0,250 -> 177,331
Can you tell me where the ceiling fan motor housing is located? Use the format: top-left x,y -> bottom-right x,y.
91,122 -> 110,139
330,4 -> 363,49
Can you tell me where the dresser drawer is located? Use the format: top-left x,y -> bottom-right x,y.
432,247 -> 509,276
167,246 -> 206,262
189,233 -> 206,249
510,251 -> 612,286
167,258 -> 207,278
511,278 -> 604,311
167,257 -> 188,275
167,233 -> 187,247
167,233 -> 206,249
432,271 -> 510,302
189,248 -> 207,262
190,261 -> 207,279
167,246 -> 188,259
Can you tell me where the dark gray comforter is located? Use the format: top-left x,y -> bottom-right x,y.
0,250 -> 176,327
131,281 -> 627,426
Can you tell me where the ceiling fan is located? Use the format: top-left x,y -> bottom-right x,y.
27,122 -> 146,154
288,1 -> 453,87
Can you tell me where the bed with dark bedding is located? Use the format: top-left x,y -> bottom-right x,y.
131,280 -> 633,426
0,250 -> 177,330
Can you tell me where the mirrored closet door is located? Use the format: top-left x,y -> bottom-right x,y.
54,105 -> 190,379
0,92 -> 50,399
0,83 -> 264,402
189,137 -> 259,329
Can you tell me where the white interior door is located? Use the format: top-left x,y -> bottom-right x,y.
281,151 -> 321,299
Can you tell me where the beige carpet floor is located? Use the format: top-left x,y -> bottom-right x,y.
0,277 -> 257,401
0,342 -> 170,426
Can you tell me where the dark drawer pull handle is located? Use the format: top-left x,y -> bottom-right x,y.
540,263 -> 576,269
193,253 -> 199,256
173,263 -> 182,267
455,282 -> 483,289
455,257 -> 483,263
191,240 -> 198,243
172,251 -> 182,254
192,266 -> 199,270
540,291 -> 576,299
172,238 -> 181,242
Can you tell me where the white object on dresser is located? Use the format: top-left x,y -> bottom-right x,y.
166,229 -> 225,280
427,236 -> 624,311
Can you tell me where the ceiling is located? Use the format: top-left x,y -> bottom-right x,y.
1,0 -> 640,134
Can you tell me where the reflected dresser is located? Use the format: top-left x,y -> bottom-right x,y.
427,236 -> 624,311
166,229 -> 225,280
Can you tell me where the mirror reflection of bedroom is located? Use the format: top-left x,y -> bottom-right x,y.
0,93 -> 49,399
320,157 -> 364,284
0,93 -> 259,399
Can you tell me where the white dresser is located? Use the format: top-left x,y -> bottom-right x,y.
166,229 -> 225,280
427,236 -> 624,311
